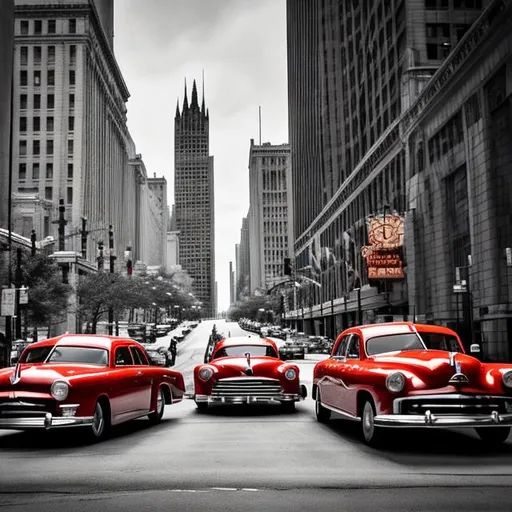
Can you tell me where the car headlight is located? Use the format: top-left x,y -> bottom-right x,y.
502,370 -> 512,389
385,372 -> 405,393
284,368 -> 297,380
198,367 -> 214,381
51,381 -> 69,401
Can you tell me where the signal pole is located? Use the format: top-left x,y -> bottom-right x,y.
108,225 -> 116,335
80,217 -> 88,259
52,199 -> 68,283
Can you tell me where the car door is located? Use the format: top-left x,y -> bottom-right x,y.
110,345 -> 139,422
129,345 -> 153,413
320,334 -> 351,409
340,334 -> 362,416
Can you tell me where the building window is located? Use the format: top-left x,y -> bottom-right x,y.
70,45 -> 76,65
45,187 -> 52,200
32,163 -> 39,180
19,117 -> 27,132
34,20 -> 42,35
67,163 -> 73,179
34,70 -> 41,86
46,116 -> 54,131
34,94 -> 41,109
20,70 -> 27,86
46,163 -> 53,179
47,94 -> 54,109
33,116 -> 40,132
68,116 -> 74,131
69,93 -> 75,109
48,46 -> 55,64
33,140 -> 40,155
19,163 -> 27,181
19,140 -> 27,156
47,69 -> 55,86
48,19 -> 56,34
69,19 -> 76,33
20,94 -> 27,109
46,139 -> 53,156
20,20 -> 29,35
67,187 -> 73,204
34,46 -> 42,65
20,46 -> 28,65
69,70 -> 75,86
426,44 -> 438,59
68,139 -> 74,155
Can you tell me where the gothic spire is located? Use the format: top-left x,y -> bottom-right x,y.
175,98 -> 180,119
201,71 -> 205,115
191,79 -> 199,109
182,78 -> 188,112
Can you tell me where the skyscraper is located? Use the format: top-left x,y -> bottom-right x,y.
174,79 -> 215,317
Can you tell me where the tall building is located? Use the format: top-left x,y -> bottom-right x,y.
229,260 -> 235,306
0,1 -> 14,229
147,173 -> 168,267
174,79 -> 215,317
236,215 -> 250,300
248,140 -> 293,292
286,0 -> 488,337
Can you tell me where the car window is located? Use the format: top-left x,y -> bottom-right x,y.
47,346 -> 109,365
115,346 -> 133,366
366,333 -> 425,356
346,336 -> 360,359
130,346 -> 149,365
334,335 -> 351,357
213,345 -> 278,358
417,332 -> 463,352
20,345 -> 54,363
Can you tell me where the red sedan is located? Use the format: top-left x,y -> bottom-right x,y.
313,322 -> 512,447
193,336 -> 307,412
0,334 -> 185,441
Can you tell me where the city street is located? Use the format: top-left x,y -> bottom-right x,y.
0,320 -> 511,511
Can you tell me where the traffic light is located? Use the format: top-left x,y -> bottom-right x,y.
284,258 -> 292,276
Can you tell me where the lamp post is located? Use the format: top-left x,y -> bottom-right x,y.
354,287 -> 362,325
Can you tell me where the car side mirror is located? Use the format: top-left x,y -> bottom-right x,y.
469,344 -> 481,354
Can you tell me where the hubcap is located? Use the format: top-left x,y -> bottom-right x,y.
157,389 -> 164,415
362,403 -> 374,441
92,403 -> 104,437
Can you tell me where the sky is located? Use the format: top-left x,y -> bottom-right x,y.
113,0 -> 288,312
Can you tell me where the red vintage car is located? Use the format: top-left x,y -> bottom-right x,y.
0,334 -> 186,441
313,322 -> 512,447
193,336 -> 307,412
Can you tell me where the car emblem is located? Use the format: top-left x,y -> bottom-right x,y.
455,361 -> 462,374
10,362 -> 21,385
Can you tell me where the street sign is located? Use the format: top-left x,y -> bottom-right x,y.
1,289 -> 15,316
453,283 -> 467,294
19,288 -> 28,304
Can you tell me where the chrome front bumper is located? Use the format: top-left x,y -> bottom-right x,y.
375,411 -> 512,428
195,393 -> 303,404
0,413 -> 94,430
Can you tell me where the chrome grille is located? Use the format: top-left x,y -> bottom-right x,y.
212,378 -> 282,397
0,399 -> 56,418
396,395 -> 511,416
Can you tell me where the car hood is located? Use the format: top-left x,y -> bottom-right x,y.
370,350 -> 481,387
0,364 -> 107,391
209,357 -> 285,378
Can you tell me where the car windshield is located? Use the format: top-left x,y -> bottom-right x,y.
46,346 -> 109,365
20,345 -> 54,363
366,333 -> 426,356
417,332 -> 463,352
214,345 -> 278,358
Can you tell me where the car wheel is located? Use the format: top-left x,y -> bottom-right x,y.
315,389 -> 331,423
90,400 -> 110,441
281,401 -> 295,413
195,401 -> 208,412
475,427 -> 510,445
148,386 -> 166,425
361,399 -> 384,447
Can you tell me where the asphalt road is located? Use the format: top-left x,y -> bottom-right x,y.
1,319 -> 512,511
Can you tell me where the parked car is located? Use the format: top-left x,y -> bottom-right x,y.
0,334 -> 186,441
193,336 -> 307,412
279,340 -> 305,360
313,322 -> 512,447
144,346 -> 168,367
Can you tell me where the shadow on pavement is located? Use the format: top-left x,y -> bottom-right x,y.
194,403 -> 303,418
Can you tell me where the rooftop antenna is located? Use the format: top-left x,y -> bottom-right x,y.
259,106 -> 262,145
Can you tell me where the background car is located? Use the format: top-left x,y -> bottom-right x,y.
0,334 -> 186,441
193,336 -> 307,412
313,322 -> 512,447
144,346 -> 168,366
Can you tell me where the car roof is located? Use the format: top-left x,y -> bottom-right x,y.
23,334 -> 136,351
343,322 -> 458,342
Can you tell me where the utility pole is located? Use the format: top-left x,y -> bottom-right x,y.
80,217 -> 88,259
108,225 -> 116,335
97,241 -> 104,271
15,248 -> 22,339
30,229 -> 36,256
52,199 -> 68,283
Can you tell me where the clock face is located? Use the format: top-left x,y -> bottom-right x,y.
368,215 -> 404,248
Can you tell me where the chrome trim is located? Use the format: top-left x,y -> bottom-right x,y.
195,393 -> 302,404
448,373 -> 469,384
374,411 -> 512,428
318,401 -> 361,422
0,413 -> 94,430
392,394 -> 511,414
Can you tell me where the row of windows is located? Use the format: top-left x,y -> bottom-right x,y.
20,69 -> 75,87
19,162 -> 74,181
427,111 -> 464,164
425,0 -> 482,8
20,116 -> 74,132
19,18 -> 76,36
20,93 -> 74,110
19,139 -> 74,156
20,45 -> 76,67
